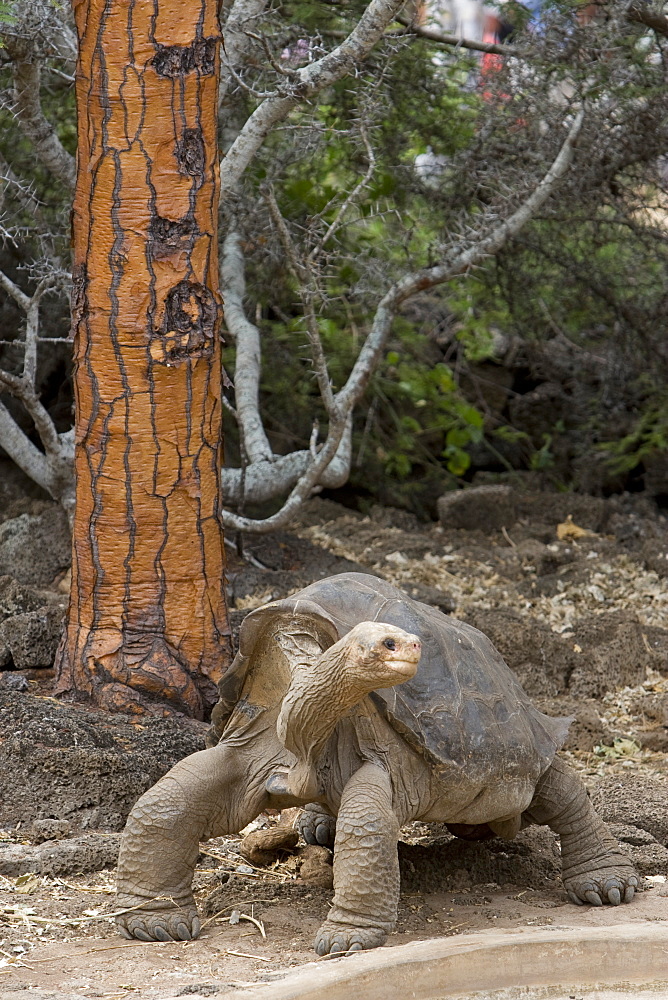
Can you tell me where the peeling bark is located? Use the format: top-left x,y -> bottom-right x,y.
54,0 -> 231,719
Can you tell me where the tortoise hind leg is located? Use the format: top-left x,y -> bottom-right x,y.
299,803 -> 337,847
523,755 -> 638,906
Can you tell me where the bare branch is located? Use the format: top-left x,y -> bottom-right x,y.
264,187 -> 335,414
337,109 -> 586,413
393,15 -> 516,56
221,229 -> 274,464
308,122 -> 376,260
219,0 -> 270,121
222,424 -> 351,507
23,275 -> 57,388
224,111 -> 585,532
627,2 -> 668,37
0,267 -> 30,313
220,0 -> 409,195
0,367 -> 61,457
0,398 -> 51,490
7,44 -> 76,190
222,413 -> 352,530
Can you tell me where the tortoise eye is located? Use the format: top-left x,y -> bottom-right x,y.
383,638 -> 396,650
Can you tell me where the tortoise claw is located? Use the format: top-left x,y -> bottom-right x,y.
115,896 -> 200,943
565,867 -> 638,908
298,804 -> 336,849
133,928 -> 153,942
315,919 -> 387,956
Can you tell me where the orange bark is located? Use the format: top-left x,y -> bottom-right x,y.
55,0 -> 231,718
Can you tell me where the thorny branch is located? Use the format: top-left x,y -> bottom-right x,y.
222,111 -> 585,532
4,36 -> 76,191
308,123 -> 377,261
0,267 -> 74,517
220,0 -> 408,196
263,186 -> 335,416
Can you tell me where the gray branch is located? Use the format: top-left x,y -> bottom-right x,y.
9,47 -> 76,190
222,422 -> 352,508
221,229 -> 274,464
224,110 -> 584,532
220,0 -> 409,195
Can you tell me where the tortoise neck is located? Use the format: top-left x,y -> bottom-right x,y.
276,639 -> 367,793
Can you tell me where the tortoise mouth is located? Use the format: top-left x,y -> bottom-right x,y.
378,649 -> 420,682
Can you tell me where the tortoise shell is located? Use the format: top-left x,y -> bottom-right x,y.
209,573 -> 570,789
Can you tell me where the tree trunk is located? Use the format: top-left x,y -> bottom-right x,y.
54,0 -> 231,718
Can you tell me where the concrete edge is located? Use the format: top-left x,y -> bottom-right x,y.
219,923 -> 668,1000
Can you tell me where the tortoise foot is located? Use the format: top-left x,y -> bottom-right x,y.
298,803 -> 336,848
115,895 -> 201,942
565,866 -> 639,906
314,919 -> 387,956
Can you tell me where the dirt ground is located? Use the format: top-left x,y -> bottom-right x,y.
1,486 -> 668,998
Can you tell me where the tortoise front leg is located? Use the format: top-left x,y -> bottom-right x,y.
315,762 -> 399,955
116,742 -> 268,942
523,755 -> 638,906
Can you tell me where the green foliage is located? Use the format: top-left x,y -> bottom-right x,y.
377,345 -> 485,479
0,3 -> 15,28
598,398 -> 668,476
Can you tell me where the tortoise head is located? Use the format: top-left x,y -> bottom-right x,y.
337,621 -> 421,690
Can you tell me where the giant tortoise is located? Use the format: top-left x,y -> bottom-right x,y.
116,572 -> 637,954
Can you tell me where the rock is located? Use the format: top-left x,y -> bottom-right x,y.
534,697 -> 609,753
299,845 -> 333,888
31,817 -> 72,842
464,608 -> 653,700
515,492 -> 609,533
568,611 -> 651,699
0,604 -> 66,669
589,774 -> 668,847
0,833 -> 120,876
463,608 -> 569,698
0,576 -> 43,620
437,485 -> 517,532
0,505 -> 71,586
0,671 -> 28,691
0,689 -> 208,830
609,824 -> 668,877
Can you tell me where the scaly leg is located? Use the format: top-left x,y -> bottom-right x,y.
523,755 -> 638,906
116,742 -> 268,941
315,762 -> 399,955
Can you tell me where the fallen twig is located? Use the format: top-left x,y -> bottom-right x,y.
225,949 -> 272,962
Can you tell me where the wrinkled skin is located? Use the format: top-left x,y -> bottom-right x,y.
116,703 -> 637,952
116,600 -> 638,954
